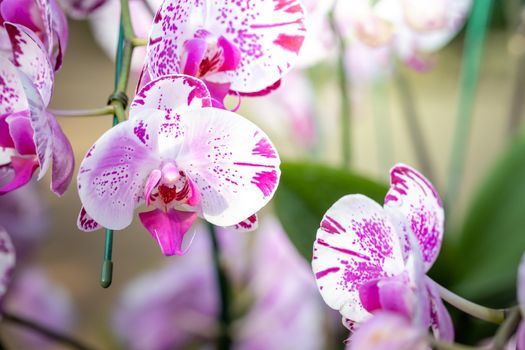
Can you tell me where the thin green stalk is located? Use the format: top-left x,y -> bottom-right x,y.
446,0 -> 494,209
49,106 -> 115,117
131,37 -> 148,47
430,338 -> 482,350
329,2 -> 352,168
207,223 -> 232,350
507,10 -> 525,136
435,282 -> 506,324
395,71 -> 435,182
372,81 -> 394,174
491,307 -> 522,350
3,311 -> 96,350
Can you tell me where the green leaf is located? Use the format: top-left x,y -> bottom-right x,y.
453,133 -> 525,304
274,162 -> 388,261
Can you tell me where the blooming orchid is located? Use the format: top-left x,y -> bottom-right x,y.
77,74 -> 280,256
144,0 -> 306,107
0,23 -> 74,196
312,164 -> 453,340
0,0 -> 68,71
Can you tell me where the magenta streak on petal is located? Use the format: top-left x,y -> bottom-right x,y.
273,33 -> 304,53
0,115 -> 15,148
144,169 -> 162,206
186,177 -> 200,207
250,19 -> 304,29
182,38 -> 206,77
251,138 -> 277,159
217,35 -> 240,72
388,165 -> 442,207
384,194 -> 398,202
77,207 -> 101,231
234,79 -> 281,97
315,266 -> 340,279
7,114 -> 35,155
183,76 -> 212,107
233,162 -> 276,169
316,238 -> 370,261
251,170 -> 277,197
133,120 -> 149,145
321,215 -> 346,234
0,156 -> 39,194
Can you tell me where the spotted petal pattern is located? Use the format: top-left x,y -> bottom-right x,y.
312,194 -> 405,323
147,0 -> 306,93
384,164 -> 444,271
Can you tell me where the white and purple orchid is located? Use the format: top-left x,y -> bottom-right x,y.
143,0 -> 306,107
0,23 -> 74,196
0,0 -> 68,71
77,74 -> 280,256
312,164 -> 453,340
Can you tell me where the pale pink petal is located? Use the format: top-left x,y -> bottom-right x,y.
48,112 -> 74,195
77,112 -> 163,230
518,253 -> 525,312
0,56 -> 28,116
77,206 -> 102,232
0,227 -> 15,300
384,163 -> 444,271
517,322 -> 525,350
147,0 -> 306,93
176,107 -> 280,227
425,277 -> 454,342
139,208 -> 198,256
4,23 -> 55,102
359,273 -> 412,319
60,0 -> 109,19
229,214 -> 258,232
0,156 -> 39,195
312,194 -> 405,323
130,74 -> 211,118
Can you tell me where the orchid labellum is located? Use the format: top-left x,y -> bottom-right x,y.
77,74 -> 280,256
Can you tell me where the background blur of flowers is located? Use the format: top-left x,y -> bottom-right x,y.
1,1 -> 522,348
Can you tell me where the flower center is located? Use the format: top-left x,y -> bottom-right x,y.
145,163 -> 199,210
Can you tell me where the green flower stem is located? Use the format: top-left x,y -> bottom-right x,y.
131,37 -> 148,47
491,307 -> 522,350
435,282 -> 505,324
372,82 -> 394,174
100,0 -> 139,288
207,223 -> 232,350
446,0 -> 494,209
3,311 -> 96,350
429,338 -> 482,350
329,1 -> 352,168
49,106 -> 115,117
395,71 -> 436,182
507,12 -> 525,137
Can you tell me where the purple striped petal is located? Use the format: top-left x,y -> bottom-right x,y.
425,277 -> 454,342
230,214 -> 258,232
312,194 -> 405,323
384,163 -> 444,271
77,206 -> 101,232
48,111 -> 74,195
176,107 -> 280,227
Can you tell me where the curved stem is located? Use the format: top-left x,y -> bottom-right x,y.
435,282 -> 506,324
491,307 -> 522,350
430,338 -> 483,350
446,0 -> 494,209
49,106 -> 115,117
207,223 -> 232,350
131,37 -> 148,47
328,1 -> 352,168
3,311 -> 96,350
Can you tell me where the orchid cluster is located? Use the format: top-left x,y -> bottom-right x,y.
0,0 -> 523,349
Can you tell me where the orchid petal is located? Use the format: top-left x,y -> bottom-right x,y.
77,206 -> 102,232
0,156 -> 39,195
425,277 -> 454,342
144,169 -> 161,207
49,112 -> 74,195
49,0 -> 69,71
147,0 -> 306,93
182,38 -> 207,77
139,208 -> 198,256
0,56 -> 28,116
130,74 -> 211,118
517,322 -> 525,350
77,112 -> 163,230
176,107 -> 280,227
384,163 -> 444,271
5,114 -> 34,155
0,228 -> 15,300
60,0 -> 109,19
312,194 -> 405,323
230,214 -> 258,232
518,253 -> 525,312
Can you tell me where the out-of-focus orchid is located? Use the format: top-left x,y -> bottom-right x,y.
0,23 -> 74,196
144,0 -> 306,106
0,0 -> 68,70
513,254 -> 525,350
0,227 -> 15,303
346,312 -> 427,350
58,0 -> 109,19
77,74 -> 280,256
4,267 -> 75,349
312,164 -> 452,340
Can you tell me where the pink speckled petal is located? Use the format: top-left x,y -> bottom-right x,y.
0,56 -> 28,116
384,163 -> 444,271
229,214 -> 258,232
139,208 -> 198,256
0,227 -> 15,299
176,107 -> 280,227
77,112 -> 163,230
5,114 -> 35,155
77,206 -> 102,232
147,0 -> 306,93
312,194 -> 405,323
425,277 -> 454,342
48,111 -> 74,195
130,74 -> 212,118
0,156 -> 39,195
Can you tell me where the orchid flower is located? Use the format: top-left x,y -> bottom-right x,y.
0,23 -> 74,196
312,164 -> 453,340
144,0 -> 306,107
77,74 -> 280,256
0,0 -> 68,71
0,227 -> 14,303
